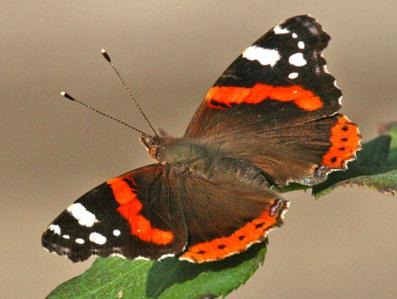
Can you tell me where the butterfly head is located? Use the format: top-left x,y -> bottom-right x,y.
140,134 -> 189,164
140,134 -> 161,161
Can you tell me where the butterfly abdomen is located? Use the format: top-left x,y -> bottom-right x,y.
207,156 -> 271,191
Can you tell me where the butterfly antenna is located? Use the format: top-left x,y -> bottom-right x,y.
100,49 -> 158,137
60,91 -> 150,136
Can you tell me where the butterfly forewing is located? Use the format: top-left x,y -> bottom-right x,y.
185,15 -> 360,186
42,164 -> 187,261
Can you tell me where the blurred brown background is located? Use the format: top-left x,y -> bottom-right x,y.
1,1 -> 397,298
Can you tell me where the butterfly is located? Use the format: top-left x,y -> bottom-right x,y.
42,15 -> 361,263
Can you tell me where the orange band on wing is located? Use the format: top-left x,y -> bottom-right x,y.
179,206 -> 281,263
322,115 -> 361,168
107,178 -> 174,245
206,83 -> 323,111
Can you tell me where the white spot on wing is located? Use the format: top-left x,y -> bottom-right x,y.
288,53 -> 307,67
242,46 -> 280,67
298,41 -> 305,49
178,256 -> 194,262
67,203 -> 99,227
158,253 -> 175,261
62,234 -> 70,239
75,238 -> 85,244
292,32 -> 298,38
273,24 -> 290,34
265,227 -> 276,236
135,256 -> 150,261
89,232 -> 107,245
281,201 -> 291,221
113,229 -> 121,237
288,72 -> 299,79
48,224 -> 61,235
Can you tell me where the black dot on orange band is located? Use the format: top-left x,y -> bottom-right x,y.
339,147 -> 346,151
342,126 -> 349,131
238,235 -> 246,240
255,222 -> 265,229
341,137 -> 348,142
330,157 -> 337,163
217,244 -> 226,249
197,250 -> 206,254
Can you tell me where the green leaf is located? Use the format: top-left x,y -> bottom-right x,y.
313,122 -> 397,197
47,242 -> 267,299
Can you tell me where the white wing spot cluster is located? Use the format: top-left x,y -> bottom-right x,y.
62,234 -> 70,240
273,24 -> 290,34
48,224 -> 61,235
75,238 -> 85,245
288,53 -> 307,67
298,41 -> 305,49
67,203 -> 99,227
242,46 -> 281,67
89,232 -> 107,245
288,72 -> 299,79
113,229 -> 121,237
292,32 -> 298,39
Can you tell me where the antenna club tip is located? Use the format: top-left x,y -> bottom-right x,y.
100,48 -> 111,62
60,91 -> 75,101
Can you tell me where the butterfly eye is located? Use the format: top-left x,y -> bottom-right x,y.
148,146 -> 159,160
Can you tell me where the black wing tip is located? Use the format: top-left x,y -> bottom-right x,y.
253,15 -> 331,54
42,231 -> 91,262
282,14 -> 331,46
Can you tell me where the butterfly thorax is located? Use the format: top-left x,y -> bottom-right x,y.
142,135 -> 270,191
141,135 -> 210,165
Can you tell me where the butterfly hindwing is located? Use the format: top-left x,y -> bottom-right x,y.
177,173 -> 288,263
42,164 -> 187,262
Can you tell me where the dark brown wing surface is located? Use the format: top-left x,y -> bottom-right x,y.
176,173 -> 288,263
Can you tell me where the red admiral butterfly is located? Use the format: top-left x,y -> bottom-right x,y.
42,15 -> 361,263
